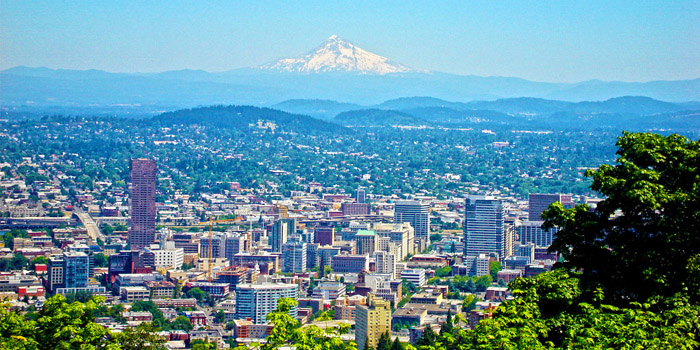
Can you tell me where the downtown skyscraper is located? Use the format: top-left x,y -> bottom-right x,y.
129,158 -> 157,250
528,193 -> 573,221
393,200 -> 430,240
463,195 -> 505,260
270,218 -> 296,252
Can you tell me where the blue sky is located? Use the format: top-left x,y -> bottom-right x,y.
2,1 -> 698,82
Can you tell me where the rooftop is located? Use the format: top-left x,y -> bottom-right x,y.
356,230 -> 376,236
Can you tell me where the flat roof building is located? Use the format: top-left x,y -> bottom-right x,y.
235,283 -> 299,324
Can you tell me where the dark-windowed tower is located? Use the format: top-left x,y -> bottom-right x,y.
463,195 -> 504,260
393,201 -> 430,240
528,193 -> 573,221
355,188 -> 367,204
129,158 -> 157,250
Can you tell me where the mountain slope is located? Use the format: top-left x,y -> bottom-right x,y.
400,107 -> 520,125
334,109 -> 425,126
258,35 -> 416,74
466,96 -> 695,115
376,96 -> 470,110
154,105 -> 349,134
272,99 -> 363,120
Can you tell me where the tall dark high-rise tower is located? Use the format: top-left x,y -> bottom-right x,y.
393,200 -> 430,240
129,158 -> 157,250
463,195 -> 504,260
270,218 -> 296,252
355,188 -> 367,204
528,193 -> 573,221
314,222 -> 335,246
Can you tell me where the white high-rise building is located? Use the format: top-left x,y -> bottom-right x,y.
235,283 -> 299,324
281,237 -> 307,273
462,253 -> 491,277
373,222 -> 415,260
400,269 -> 426,287
148,243 -> 184,269
153,248 -> 185,268
373,251 -> 396,278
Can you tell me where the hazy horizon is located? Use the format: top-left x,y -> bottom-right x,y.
2,1 -> 699,83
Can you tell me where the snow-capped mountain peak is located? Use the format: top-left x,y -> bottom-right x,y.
259,35 -> 417,74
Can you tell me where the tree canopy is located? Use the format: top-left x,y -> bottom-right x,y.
543,131 -> 700,304
412,132 -> 700,349
234,298 -> 356,350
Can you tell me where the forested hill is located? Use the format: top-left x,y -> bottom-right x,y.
334,109 -> 426,126
152,105 -> 350,135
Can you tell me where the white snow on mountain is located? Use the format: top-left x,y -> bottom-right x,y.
259,35 -> 418,74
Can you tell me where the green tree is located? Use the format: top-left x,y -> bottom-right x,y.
440,310 -> 454,335
458,269 -> 700,349
168,315 -> 193,332
215,310 -> 225,324
435,266 -> 452,278
377,331 -> 392,350
235,297 -> 356,350
412,132 -> 700,350
28,256 -> 49,269
112,322 -> 167,350
185,287 -> 208,303
0,299 -> 39,349
102,224 -> 114,236
94,253 -> 108,267
0,253 -> 29,271
191,339 -> 216,350
462,294 -> 477,313
474,275 -> 492,292
8,294 -> 112,350
401,280 -> 417,296
489,261 -> 501,281
414,326 -> 436,347
465,278 -> 476,293
390,337 -> 402,350
543,132 -> 700,304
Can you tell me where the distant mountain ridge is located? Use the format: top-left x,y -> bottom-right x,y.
334,109 -> 424,126
282,95 -> 700,132
3,66 -> 698,110
2,36 -> 700,109
272,99 -> 363,120
274,96 -> 700,119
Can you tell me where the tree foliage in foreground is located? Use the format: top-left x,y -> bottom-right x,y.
0,294 -> 165,350
543,131 -> 700,304
234,297 -> 356,350
412,132 -> 700,349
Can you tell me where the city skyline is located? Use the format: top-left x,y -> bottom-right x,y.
2,1 -> 699,83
